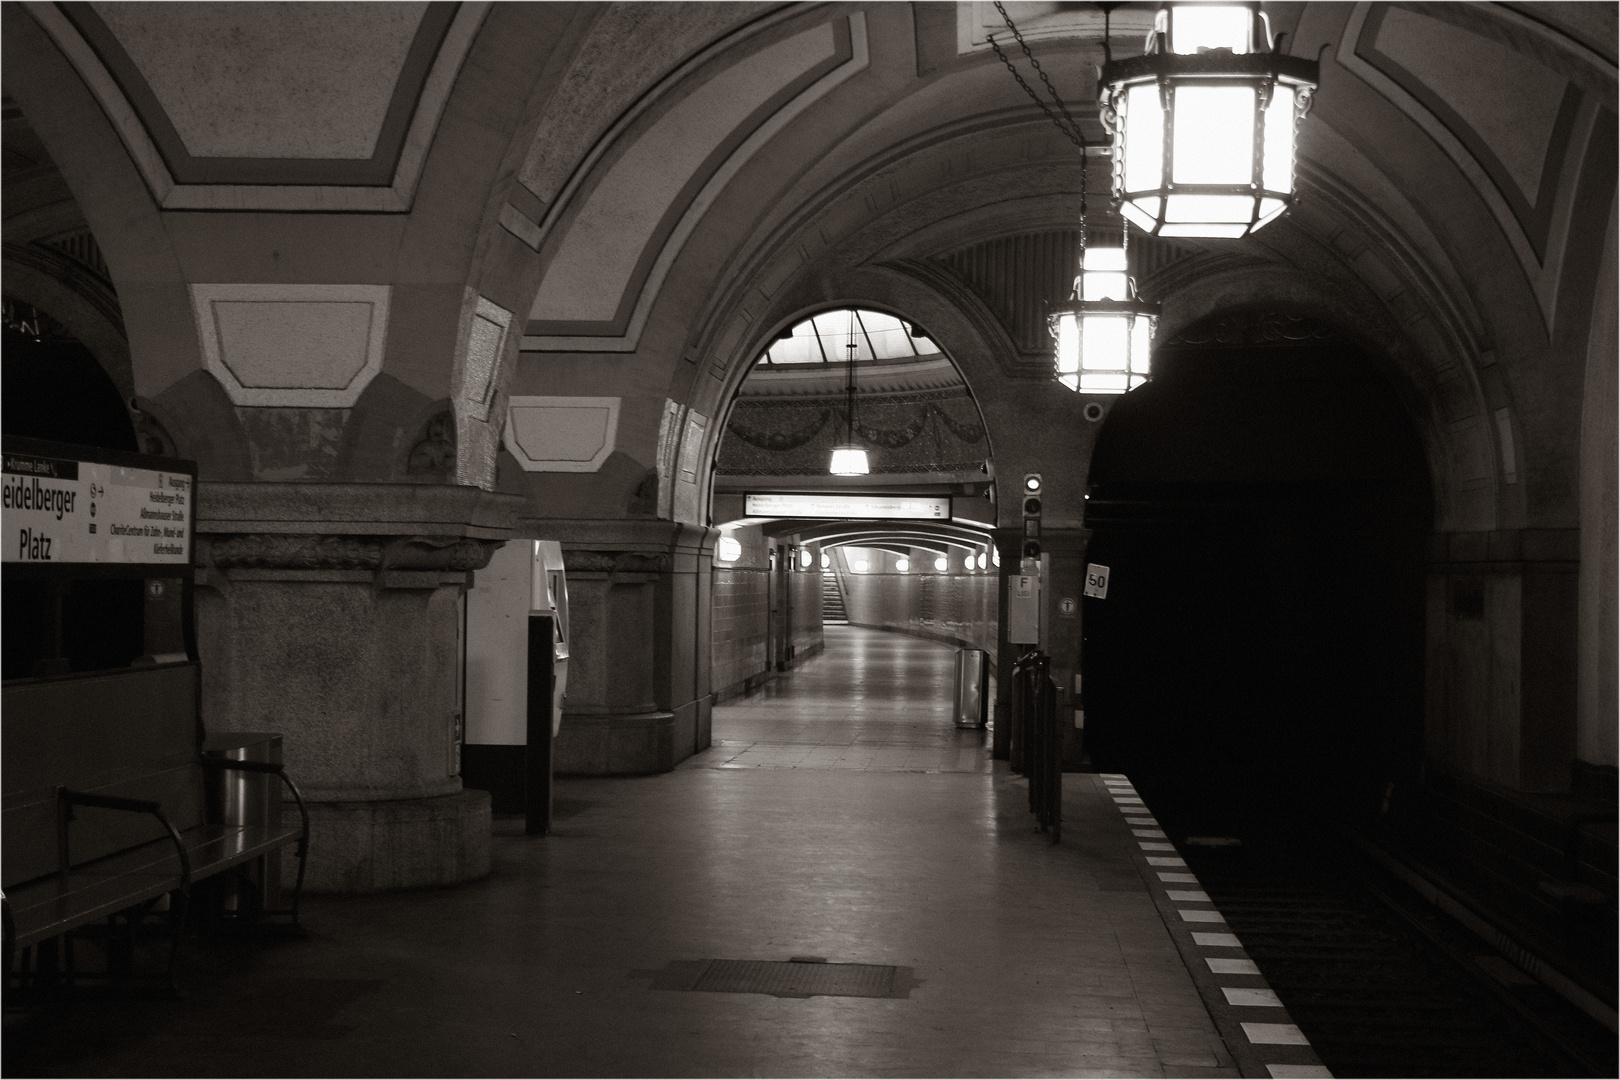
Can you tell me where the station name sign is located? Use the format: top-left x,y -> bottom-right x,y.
744,493 -> 951,520
3,444 -> 194,566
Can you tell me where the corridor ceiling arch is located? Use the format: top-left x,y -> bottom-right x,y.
708,302 -> 998,527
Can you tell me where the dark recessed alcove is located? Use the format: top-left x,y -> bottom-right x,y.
1081,312 -> 1432,821
3,318 -> 145,679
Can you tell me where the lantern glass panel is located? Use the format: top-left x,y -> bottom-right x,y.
1055,313 -> 1080,375
1081,371 -> 1130,393
1172,85 -> 1256,184
1165,192 -> 1254,222
1083,246 -> 1129,299
1263,86 -> 1296,193
1083,272 -> 1130,301
1171,5 -> 1252,54
1161,222 -> 1249,237
1131,318 -> 1153,374
1082,315 -> 1130,370
1123,84 -> 1165,192
1084,246 -> 1127,271
1257,197 -> 1287,228
1121,199 -> 1159,232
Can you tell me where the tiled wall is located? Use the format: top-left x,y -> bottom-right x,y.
841,565 -> 997,655
711,567 -> 769,697
789,566 -> 823,659
710,530 -> 824,701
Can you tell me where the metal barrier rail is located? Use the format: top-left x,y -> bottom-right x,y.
1011,650 -> 1061,843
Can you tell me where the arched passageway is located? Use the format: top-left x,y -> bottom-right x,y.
706,304 -> 999,709
1081,310 -> 1432,819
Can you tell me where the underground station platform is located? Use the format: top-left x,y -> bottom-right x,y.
3,630 -> 1606,1078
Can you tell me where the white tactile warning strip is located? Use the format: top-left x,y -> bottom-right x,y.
1098,774 -> 1334,1080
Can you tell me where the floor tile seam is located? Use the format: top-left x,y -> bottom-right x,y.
1097,774 -> 1333,1080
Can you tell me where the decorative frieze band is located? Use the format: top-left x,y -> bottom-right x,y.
562,550 -> 673,574
198,533 -> 503,572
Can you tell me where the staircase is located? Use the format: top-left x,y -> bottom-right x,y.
821,571 -> 848,625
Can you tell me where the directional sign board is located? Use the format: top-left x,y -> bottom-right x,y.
744,493 -> 950,520
3,437 -> 196,571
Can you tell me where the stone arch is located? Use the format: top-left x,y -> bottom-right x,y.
684,262 -> 1067,532
706,300 -> 996,490
1147,260 -> 1494,537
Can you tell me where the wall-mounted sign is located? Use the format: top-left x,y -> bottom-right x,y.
744,493 -> 950,520
1058,597 -> 1077,617
1007,573 -> 1040,644
1084,563 -> 1111,599
3,439 -> 196,568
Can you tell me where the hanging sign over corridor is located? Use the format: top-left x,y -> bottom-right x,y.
744,493 -> 950,520
3,439 -> 196,568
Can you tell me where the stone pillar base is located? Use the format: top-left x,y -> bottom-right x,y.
292,789 -> 491,893
555,710 -> 675,775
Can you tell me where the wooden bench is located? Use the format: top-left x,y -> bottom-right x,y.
2,662 -> 308,989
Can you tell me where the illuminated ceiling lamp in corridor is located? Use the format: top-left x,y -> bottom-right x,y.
989,1 -> 1320,393
829,309 -> 869,476
1099,2 -> 1320,239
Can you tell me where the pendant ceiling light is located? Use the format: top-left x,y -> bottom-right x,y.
988,2 -> 1160,395
1050,232 -> 1160,393
828,313 -> 869,476
1098,2 -> 1319,239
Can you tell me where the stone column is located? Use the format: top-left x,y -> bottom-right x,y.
194,483 -> 522,892
1041,526 -> 1091,768
537,520 -> 716,775
1426,529 -> 1580,792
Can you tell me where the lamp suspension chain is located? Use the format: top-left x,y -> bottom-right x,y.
989,1 -> 1090,154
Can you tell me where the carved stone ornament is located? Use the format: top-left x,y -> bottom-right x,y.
406,411 -> 456,477
199,533 -> 502,572
1165,309 -> 1342,349
562,550 -> 673,574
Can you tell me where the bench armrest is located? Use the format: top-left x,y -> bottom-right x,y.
59,787 -> 192,889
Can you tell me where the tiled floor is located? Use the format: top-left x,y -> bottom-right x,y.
694,628 -> 993,774
5,627 -> 1233,1078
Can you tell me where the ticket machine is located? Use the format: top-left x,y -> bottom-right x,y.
463,539 -> 569,833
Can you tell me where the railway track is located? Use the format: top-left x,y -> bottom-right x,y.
1136,790 -> 1614,1078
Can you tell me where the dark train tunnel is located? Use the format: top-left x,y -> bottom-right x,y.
1082,310 -> 1432,823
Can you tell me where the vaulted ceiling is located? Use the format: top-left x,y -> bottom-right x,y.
3,2 -> 1613,534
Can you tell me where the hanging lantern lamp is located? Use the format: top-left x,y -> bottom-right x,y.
1049,232 -> 1160,393
828,313 -> 870,475
1099,2 -> 1318,239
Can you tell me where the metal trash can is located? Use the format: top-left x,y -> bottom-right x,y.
953,649 -> 989,728
204,732 -> 284,913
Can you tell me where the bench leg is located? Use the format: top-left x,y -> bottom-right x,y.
163,886 -> 189,993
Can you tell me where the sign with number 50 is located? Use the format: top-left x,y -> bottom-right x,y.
1084,563 -> 1110,599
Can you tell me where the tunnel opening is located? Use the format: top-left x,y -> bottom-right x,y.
707,305 -> 998,697
1081,309 -> 1432,826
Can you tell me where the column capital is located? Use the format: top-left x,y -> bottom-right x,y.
196,482 -> 523,539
